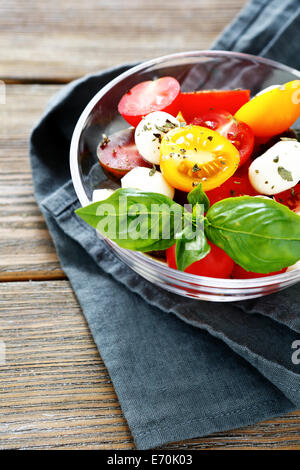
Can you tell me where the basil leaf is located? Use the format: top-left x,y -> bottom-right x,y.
205,196 -> 300,273
75,188 -> 184,252
187,183 -> 210,212
175,223 -> 210,271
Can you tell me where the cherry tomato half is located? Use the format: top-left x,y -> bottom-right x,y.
179,89 -> 250,123
205,172 -> 258,206
235,80 -> 300,138
274,183 -> 300,212
167,241 -> 234,278
97,128 -> 151,178
118,77 -> 181,127
231,264 -> 287,279
191,110 -> 254,167
160,125 -> 240,192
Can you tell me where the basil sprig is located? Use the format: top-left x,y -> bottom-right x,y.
175,184 -> 211,270
76,187 -> 300,273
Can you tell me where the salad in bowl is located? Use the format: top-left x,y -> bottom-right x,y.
70,51 -> 300,301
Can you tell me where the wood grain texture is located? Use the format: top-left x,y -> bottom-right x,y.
0,281 -> 133,449
0,0 -> 247,81
0,281 -> 299,450
0,84 -> 65,280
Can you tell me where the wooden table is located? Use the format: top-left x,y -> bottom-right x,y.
1,0 -> 299,450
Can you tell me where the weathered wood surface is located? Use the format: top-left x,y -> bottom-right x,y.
1,0 -> 299,451
0,281 -> 133,450
0,281 -> 299,450
0,84 -> 65,280
0,0 -> 246,82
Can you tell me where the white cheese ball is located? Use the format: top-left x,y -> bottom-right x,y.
92,188 -> 115,202
121,166 -> 175,199
249,141 -> 300,195
134,111 -> 180,165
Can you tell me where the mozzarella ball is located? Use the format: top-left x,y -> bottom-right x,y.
92,188 -> 115,202
134,111 -> 180,165
249,141 -> 300,195
121,166 -> 175,199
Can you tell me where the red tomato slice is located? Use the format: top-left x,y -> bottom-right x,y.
231,264 -> 287,279
167,241 -> 234,278
179,89 -> 250,123
118,77 -> 181,127
274,184 -> 300,212
205,172 -> 259,206
97,128 -> 151,179
191,110 -> 254,167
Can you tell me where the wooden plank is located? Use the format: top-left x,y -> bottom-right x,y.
0,280 -> 133,449
0,84 -> 65,280
0,280 -> 299,450
0,0 -> 247,81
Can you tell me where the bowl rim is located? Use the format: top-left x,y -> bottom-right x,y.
70,49 -> 300,289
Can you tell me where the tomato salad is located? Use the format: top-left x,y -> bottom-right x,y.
76,77 -> 300,279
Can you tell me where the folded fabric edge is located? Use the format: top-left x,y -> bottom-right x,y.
30,63 -> 139,139
212,0 -> 269,51
134,398 -> 294,449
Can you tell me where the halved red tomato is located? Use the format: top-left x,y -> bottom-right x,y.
205,172 -> 258,206
167,241 -> 234,278
274,184 -> 300,212
191,110 -> 254,167
231,264 -> 287,279
97,128 -> 151,178
179,89 -> 250,123
118,77 -> 181,127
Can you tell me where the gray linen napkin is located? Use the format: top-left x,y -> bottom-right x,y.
30,0 -> 300,449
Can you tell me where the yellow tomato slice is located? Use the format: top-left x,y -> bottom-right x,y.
160,125 -> 240,192
235,80 -> 300,138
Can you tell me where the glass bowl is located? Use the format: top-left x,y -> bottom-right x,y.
70,50 -> 300,302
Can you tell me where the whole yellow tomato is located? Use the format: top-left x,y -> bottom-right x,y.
235,80 -> 300,138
